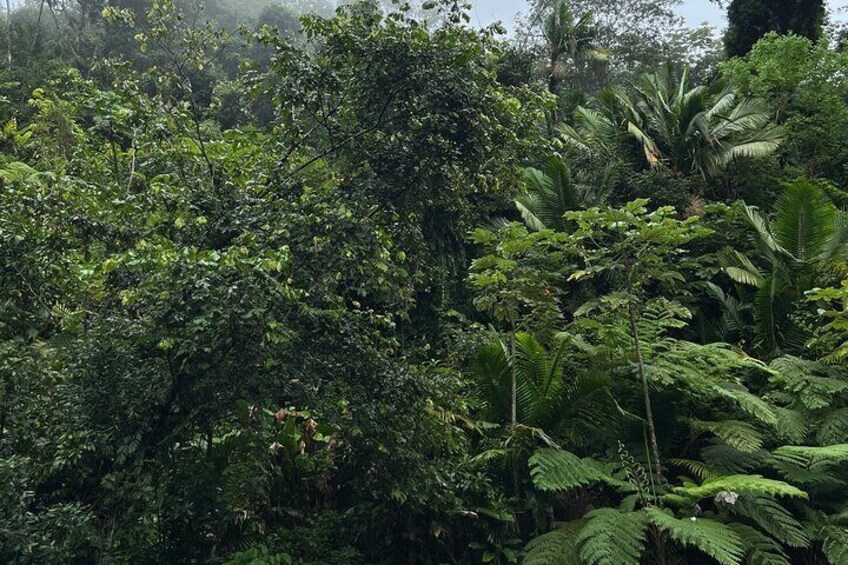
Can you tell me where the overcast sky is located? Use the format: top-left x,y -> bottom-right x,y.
469,0 -> 846,33
469,0 -> 725,31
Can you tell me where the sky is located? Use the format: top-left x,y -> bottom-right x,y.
468,0 -> 848,33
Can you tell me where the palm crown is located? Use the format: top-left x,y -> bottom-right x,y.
560,68 -> 784,180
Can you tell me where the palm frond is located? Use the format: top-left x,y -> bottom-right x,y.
773,179 -> 837,263
517,158 -> 581,231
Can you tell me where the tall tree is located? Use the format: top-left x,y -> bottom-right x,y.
724,0 -> 826,57
720,33 -> 848,186
541,0 -> 598,95
528,0 -> 716,92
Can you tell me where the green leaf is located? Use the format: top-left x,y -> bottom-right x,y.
773,179 -> 837,263
728,523 -> 792,565
528,449 -> 620,492
645,508 -> 745,565
576,508 -> 648,565
668,475 -> 807,502
725,496 -> 808,548
821,526 -> 848,565
773,445 -> 848,468
523,529 -> 580,565
690,420 -> 764,453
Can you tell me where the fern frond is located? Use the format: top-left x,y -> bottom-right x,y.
725,496 -> 809,548
701,444 -> 768,475
690,420 -> 764,453
773,407 -> 807,444
668,475 -> 806,503
728,523 -> 791,565
770,456 -> 846,489
719,388 -> 779,428
773,444 -> 848,469
645,508 -> 745,565
821,526 -> 848,565
818,408 -> 848,447
770,356 -> 848,411
528,449 -> 620,492
468,449 -> 508,466
523,528 -> 580,565
646,342 -> 776,426
576,508 -> 648,565
668,458 -> 719,481
0,161 -> 50,184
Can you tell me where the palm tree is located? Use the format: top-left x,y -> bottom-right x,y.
718,179 -> 848,355
560,69 -> 784,181
542,0 -> 601,95
629,69 -> 784,179
516,157 -> 616,232
471,333 -> 615,444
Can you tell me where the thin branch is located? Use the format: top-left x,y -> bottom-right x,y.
125,128 -> 138,192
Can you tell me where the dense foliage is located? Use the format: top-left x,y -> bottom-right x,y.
724,0 -> 825,57
0,0 -> 847,563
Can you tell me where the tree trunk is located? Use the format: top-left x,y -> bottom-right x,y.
625,262 -> 663,490
628,300 -> 663,487
547,52 -> 560,96
510,320 -> 517,426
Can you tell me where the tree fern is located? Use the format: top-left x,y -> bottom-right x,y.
818,408 -> 848,447
719,388 -> 780,428
821,526 -> 848,565
773,407 -> 807,444
724,496 -> 809,548
528,448 -> 620,492
0,161 -> 55,185
770,456 -> 846,489
646,341 -> 777,428
645,507 -> 746,565
668,458 -> 719,481
701,444 -> 767,475
773,444 -> 848,469
669,475 -> 806,503
728,523 -> 791,565
576,508 -> 648,565
523,528 -> 580,565
690,420 -> 764,453
770,356 -> 848,411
